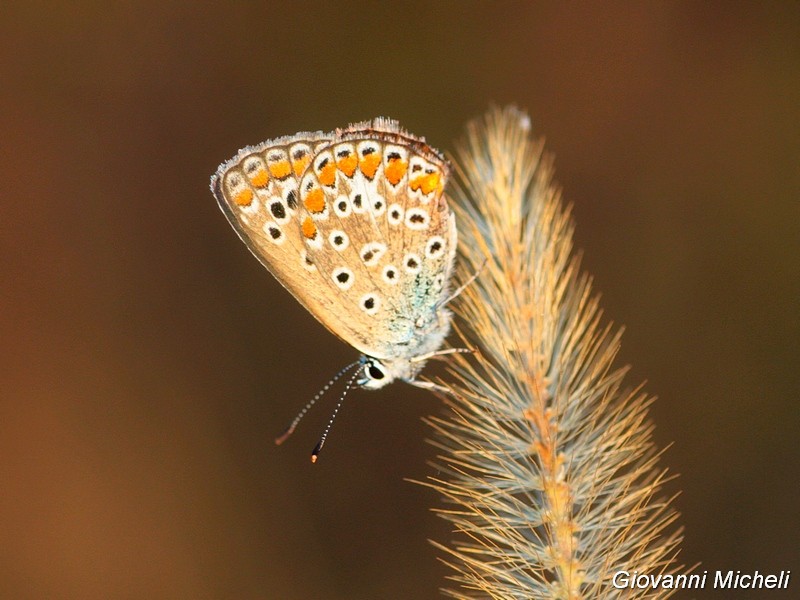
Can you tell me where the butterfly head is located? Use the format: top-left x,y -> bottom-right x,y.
357,356 -> 418,389
357,357 -> 392,389
357,304 -> 453,390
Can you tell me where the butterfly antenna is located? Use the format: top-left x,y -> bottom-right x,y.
274,360 -> 360,446
310,365 -> 364,463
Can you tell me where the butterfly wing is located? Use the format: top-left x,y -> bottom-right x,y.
211,131 -> 363,343
293,119 -> 456,360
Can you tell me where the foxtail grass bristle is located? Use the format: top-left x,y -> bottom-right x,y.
424,107 -> 683,599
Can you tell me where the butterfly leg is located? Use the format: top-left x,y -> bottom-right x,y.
409,379 -> 453,395
440,258 -> 488,306
410,346 -> 476,363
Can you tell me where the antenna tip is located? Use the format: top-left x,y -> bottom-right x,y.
311,441 -> 323,463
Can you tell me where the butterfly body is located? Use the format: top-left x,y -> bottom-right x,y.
211,119 -> 456,390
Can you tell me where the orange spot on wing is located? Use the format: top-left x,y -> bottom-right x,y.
385,159 -> 407,185
301,217 -> 317,239
410,172 -> 441,195
292,155 -> 311,177
359,154 -> 381,179
337,155 -> 358,177
249,169 -> 269,188
233,188 -> 254,206
269,160 -> 292,179
318,162 -> 337,187
303,188 -> 326,213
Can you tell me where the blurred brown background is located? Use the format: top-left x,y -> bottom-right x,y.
1,2 -> 798,599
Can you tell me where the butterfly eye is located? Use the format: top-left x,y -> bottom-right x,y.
367,362 -> 386,380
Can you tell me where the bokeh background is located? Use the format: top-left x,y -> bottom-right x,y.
2,2 -> 798,599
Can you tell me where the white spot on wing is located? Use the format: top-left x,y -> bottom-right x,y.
370,198 -> 386,216
360,242 -> 387,267
387,203 -> 404,226
350,191 -> 367,214
359,293 -> 381,315
425,236 -> 446,258
305,228 -> 324,250
334,195 -> 351,217
263,221 -> 285,245
405,208 -> 430,230
382,264 -> 399,285
404,253 -> 422,273
301,250 -> 316,271
328,230 -> 350,251
331,267 -> 354,290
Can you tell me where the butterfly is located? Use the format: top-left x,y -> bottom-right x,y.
210,118 -> 460,459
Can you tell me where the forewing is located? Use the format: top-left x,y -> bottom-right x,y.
210,132 -> 367,343
294,119 -> 456,359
